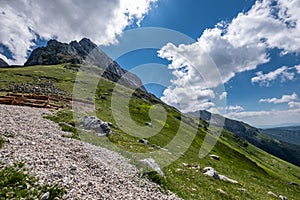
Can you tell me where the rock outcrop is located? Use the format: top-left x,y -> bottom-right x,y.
202,167 -> 238,184
0,58 -> 9,67
24,38 -> 146,92
81,116 -> 111,136
140,158 -> 165,178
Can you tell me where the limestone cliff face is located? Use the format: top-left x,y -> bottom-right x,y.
25,38 -> 146,91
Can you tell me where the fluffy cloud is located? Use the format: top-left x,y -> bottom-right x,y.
295,65 -> 300,74
288,101 -> 300,108
219,92 -> 227,100
226,108 -> 300,127
0,0 -> 157,64
251,66 -> 294,86
226,105 -> 244,112
259,92 -> 298,104
159,0 -> 300,113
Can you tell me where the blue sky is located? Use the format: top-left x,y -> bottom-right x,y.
1,0 -> 300,127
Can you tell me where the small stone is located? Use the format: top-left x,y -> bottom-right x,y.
267,191 -> 278,197
289,182 -> 299,186
40,192 -> 50,200
209,154 -> 220,160
237,188 -> 248,194
279,195 -> 288,200
217,188 -> 226,194
139,138 -> 149,145
182,163 -> 189,167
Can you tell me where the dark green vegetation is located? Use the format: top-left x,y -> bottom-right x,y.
0,163 -> 65,199
1,65 -> 300,200
189,110 -> 300,166
260,126 -> 300,146
0,137 -> 4,149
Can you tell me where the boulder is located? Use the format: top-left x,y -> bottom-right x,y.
81,116 -> 110,136
140,158 -> 165,178
202,167 -> 238,184
203,167 -> 220,180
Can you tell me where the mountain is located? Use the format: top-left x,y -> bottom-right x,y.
188,110 -> 300,166
0,58 -> 9,67
25,38 -> 146,92
0,39 -> 299,199
260,126 -> 300,146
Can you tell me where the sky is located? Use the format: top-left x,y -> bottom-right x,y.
1,0 -> 300,128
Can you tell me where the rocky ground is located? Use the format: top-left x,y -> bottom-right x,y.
0,105 -> 180,199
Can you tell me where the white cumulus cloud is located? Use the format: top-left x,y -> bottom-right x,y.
0,0 -> 157,64
259,92 -> 298,104
158,0 -> 300,113
251,66 -> 294,86
288,101 -> 300,108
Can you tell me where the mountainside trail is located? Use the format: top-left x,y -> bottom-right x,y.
0,105 -> 180,200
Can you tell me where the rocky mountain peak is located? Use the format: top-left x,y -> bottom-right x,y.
0,58 -> 9,67
24,38 -> 146,91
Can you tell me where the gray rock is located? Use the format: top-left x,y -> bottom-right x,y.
279,195 -> 288,200
140,158 -> 165,178
203,167 -> 238,184
219,174 -> 239,184
237,188 -> 248,194
40,192 -> 50,200
289,182 -> 299,186
139,138 -> 149,145
145,122 -> 152,127
209,154 -> 220,160
24,38 -> 146,92
81,116 -> 110,136
203,167 -> 220,180
217,188 -> 226,194
267,191 -> 278,197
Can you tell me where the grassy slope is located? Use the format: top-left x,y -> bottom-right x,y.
0,65 -> 299,200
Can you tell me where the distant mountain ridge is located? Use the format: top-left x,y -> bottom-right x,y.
25,38 -> 146,92
188,110 -> 300,166
260,126 -> 300,146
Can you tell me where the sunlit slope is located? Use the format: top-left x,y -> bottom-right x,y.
0,64 -> 299,200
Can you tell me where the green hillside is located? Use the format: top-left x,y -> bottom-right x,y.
0,64 -> 299,200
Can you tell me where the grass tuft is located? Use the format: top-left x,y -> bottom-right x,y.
0,162 -> 65,199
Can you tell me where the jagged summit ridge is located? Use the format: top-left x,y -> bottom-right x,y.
25,38 -> 145,91
25,38 -> 105,66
